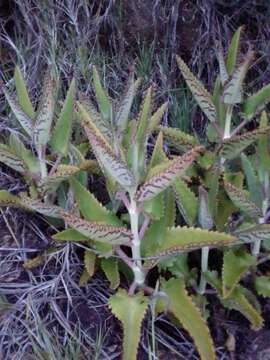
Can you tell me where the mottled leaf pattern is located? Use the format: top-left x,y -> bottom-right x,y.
39,165 -> 80,193
234,224 -> 270,244
223,48 -> 254,104
176,55 -> 217,123
78,103 -> 135,188
33,71 -> 55,147
108,289 -> 149,360
136,147 -> 203,202
224,181 -> 262,220
156,125 -> 198,152
0,144 -> 27,173
3,86 -> 33,136
14,66 -> 35,119
159,278 -> 215,360
58,209 -> 132,245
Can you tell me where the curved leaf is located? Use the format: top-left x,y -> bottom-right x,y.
14,66 -> 35,119
226,26 -> 243,75
108,289 -> 149,360
0,143 -> 27,174
148,102 -> 168,132
234,224 -> 270,244
92,66 -> 112,122
136,147 -> 203,202
33,71 -> 55,147
39,165 -> 81,193
222,249 -> 256,298
159,278 -> 215,360
242,83 -> 270,120
155,125 -> 198,152
176,55 -> 217,123
78,103 -> 135,188
224,181 -> 262,220
50,78 -> 75,156
101,258 -> 120,289
58,209 -> 132,245
52,228 -> 89,242
174,177 -> 198,226
255,276 -> 270,297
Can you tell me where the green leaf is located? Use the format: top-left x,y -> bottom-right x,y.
216,42 -> 229,85
50,78 -> 75,156
70,177 -> 121,225
52,228 -> 89,242
84,250 -> 96,277
0,190 -> 24,207
19,195 -> 61,218
0,143 -> 27,174
14,66 -> 35,119
176,55 -> 217,123
155,126 -> 198,152
241,153 -> 263,208
205,271 -> 263,330
115,70 -> 136,132
222,249 -> 256,298
78,103 -> 135,189
9,133 -> 40,174
223,47 -> 254,104
33,71 -> 55,147
159,278 -> 215,360
242,83 -> 270,120
3,86 -> 33,136
207,163 -> 220,219
224,181 -> 262,221
148,102 -> 168,132
220,126 -> 270,160
226,26 -> 243,75
92,66 -> 112,122
38,165 -> 81,194
255,276 -> 270,297
108,289 -> 149,360
136,147 -> 203,202
174,177 -> 198,226
101,258 -> 120,289
145,226 -> 235,265
234,224 -> 270,244
258,111 -> 270,178
58,209 -> 132,245
78,92 -> 112,140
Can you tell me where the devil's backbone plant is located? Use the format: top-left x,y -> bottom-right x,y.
46,66 -> 243,360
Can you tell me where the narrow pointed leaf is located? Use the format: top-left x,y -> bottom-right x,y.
222,249 -> 256,298
159,278 -> 215,360
58,209 -> 132,245
226,26 -> 244,75
258,111 -> 270,177
50,78 -> 75,155
0,143 -> 27,173
115,70 -> 135,131
3,87 -> 33,136
78,103 -> 135,188
155,125 -> 198,152
198,186 -> 213,229
174,177 -> 198,226
145,227 -> 235,265
234,224 -> 270,244
92,66 -> 112,122
78,92 -> 112,140
217,42 -> 229,85
101,258 -> 120,289
242,83 -> 270,120
39,165 -> 81,193
220,126 -> 270,160
224,181 -> 262,220
70,177 -> 121,225
255,276 -> 270,297
148,102 -> 168,132
14,66 -> 35,119
136,147 -> 203,202
176,55 -> 217,123
53,228 -> 89,242
108,289 -> 149,360
223,48 -> 254,104
84,250 -> 96,277
33,71 -> 55,147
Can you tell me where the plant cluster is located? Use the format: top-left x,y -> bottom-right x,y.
1,27 -> 270,360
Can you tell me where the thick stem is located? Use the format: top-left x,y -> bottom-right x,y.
223,105 -> 233,140
128,197 -> 145,288
198,247 -> 209,294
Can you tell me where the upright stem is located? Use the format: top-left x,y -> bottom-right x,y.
198,247 -> 209,294
223,105 -> 233,140
128,197 -> 145,290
